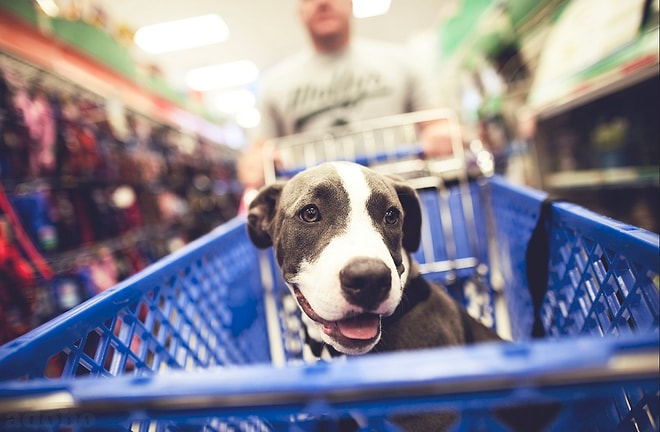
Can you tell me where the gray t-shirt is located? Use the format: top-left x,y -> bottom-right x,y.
255,38 -> 438,138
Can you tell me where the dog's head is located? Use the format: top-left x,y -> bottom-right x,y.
247,161 -> 421,355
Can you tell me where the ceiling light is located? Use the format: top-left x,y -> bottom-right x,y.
208,89 -> 256,114
353,0 -> 392,18
235,108 -> 261,129
185,61 -> 259,92
36,0 -> 59,17
134,14 -> 229,54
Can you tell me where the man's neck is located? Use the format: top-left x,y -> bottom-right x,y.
312,31 -> 350,55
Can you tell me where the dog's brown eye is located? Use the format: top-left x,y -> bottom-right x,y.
384,208 -> 400,225
299,205 -> 321,223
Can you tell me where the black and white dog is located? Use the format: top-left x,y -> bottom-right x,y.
246,161 -> 502,429
245,161 -> 561,431
247,161 -> 500,355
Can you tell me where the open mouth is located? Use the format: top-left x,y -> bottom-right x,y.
292,285 -> 381,349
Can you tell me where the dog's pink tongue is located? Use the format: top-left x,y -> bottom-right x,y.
336,314 -> 379,340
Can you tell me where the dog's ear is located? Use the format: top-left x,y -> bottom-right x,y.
388,177 -> 422,252
246,182 -> 285,248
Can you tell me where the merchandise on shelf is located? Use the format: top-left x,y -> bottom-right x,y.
0,53 -> 242,345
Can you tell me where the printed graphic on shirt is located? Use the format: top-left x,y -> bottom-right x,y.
286,68 -> 392,132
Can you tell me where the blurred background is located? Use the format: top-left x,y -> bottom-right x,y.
0,0 -> 658,344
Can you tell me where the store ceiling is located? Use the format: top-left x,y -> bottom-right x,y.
93,0 -> 452,95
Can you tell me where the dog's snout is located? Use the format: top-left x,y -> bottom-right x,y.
340,257 -> 391,310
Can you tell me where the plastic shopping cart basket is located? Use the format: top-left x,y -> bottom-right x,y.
0,110 -> 658,432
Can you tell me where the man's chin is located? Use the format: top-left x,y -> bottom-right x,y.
310,22 -> 347,39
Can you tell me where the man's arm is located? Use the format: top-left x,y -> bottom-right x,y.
403,47 -> 456,158
237,137 -> 268,190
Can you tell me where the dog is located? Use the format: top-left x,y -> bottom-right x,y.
245,161 -> 509,430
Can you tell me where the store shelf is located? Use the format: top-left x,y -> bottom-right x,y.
545,166 -> 660,190
0,9 -> 226,144
530,27 -> 659,119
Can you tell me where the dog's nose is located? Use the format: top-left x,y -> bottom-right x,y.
340,257 -> 391,310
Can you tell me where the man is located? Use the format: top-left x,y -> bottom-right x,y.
238,0 -> 450,191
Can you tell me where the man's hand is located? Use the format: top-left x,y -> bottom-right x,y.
237,146 -> 266,190
419,118 -> 456,158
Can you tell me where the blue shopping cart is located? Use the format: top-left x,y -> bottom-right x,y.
0,110 -> 657,432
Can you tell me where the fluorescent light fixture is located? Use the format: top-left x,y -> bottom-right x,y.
185,60 -> 259,92
208,89 -> 256,114
235,108 -> 261,129
36,0 -> 59,17
134,14 -> 229,54
353,0 -> 392,18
